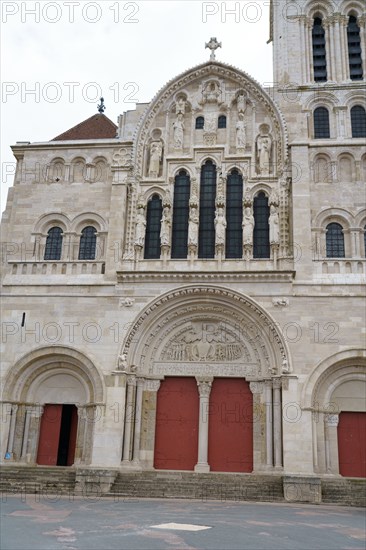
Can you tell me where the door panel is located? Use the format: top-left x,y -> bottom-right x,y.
36,404 -> 62,466
338,411 -> 366,478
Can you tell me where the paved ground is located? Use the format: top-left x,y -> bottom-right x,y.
0,495 -> 365,550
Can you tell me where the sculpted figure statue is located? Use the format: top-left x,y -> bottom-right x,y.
242,207 -> 255,245
236,114 -> 246,149
257,134 -> 272,174
160,206 -> 171,246
269,204 -> 279,244
214,207 -> 226,246
188,206 -> 199,247
135,207 -> 146,247
237,91 -> 247,114
118,353 -> 128,371
148,140 -> 163,178
173,113 -> 184,148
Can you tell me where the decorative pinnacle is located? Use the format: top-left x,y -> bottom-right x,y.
205,37 -> 222,61
97,97 -> 105,113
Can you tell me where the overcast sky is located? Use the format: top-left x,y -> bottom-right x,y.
1,1 -> 272,211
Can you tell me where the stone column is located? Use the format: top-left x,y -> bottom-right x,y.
273,378 -> 283,469
312,411 -> 319,472
324,413 -> 340,474
27,404 -> 44,464
122,376 -> 136,464
132,377 -> 145,465
20,406 -> 32,460
140,379 -> 161,468
249,381 -> 264,472
264,380 -> 273,468
194,377 -> 213,473
6,404 -> 18,459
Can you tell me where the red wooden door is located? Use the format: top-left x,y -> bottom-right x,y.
154,377 -> 199,470
37,404 -> 62,465
208,378 -> 253,472
338,411 -> 366,478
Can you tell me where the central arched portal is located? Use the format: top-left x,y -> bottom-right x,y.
120,285 -> 290,473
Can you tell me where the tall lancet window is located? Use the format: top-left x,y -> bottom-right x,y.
171,170 -> 190,259
312,17 -> 327,82
226,169 -> 243,259
326,223 -> 345,258
144,194 -> 162,259
44,227 -> 63,260
347,15 -> 363,81
198,160 -> 216,259
78,226 -> 97,260
253,193 -> 270,259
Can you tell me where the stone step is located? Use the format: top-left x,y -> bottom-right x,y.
0,466 -> 76,496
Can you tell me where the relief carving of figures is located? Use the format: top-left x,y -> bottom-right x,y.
201,80 -> 221,104
242,206 -> 255,245
188,205 -> 199,247
269,204 -> 279,244
214,206 -> 227,246
175,96 -> 186,115
134,206 -> 146,247
160,206 -> 171,246
256,124 -> 272,175
164,323 -> 245,362
236,114 -> 246,149
204,113 -> 217,133
173,113 -> 184,149
148,140 -> 163,178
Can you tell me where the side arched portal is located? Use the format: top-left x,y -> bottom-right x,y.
1,346 -> 105,466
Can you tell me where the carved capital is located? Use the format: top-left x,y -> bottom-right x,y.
196,377 -> 213,398
272,378 -> 282,390
127,375 -> 137,387
144,379 -> 161,392
325,414 -> 339,427
249,381 -> 263,394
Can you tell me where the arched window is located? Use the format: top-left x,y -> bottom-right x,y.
218,115 -> 227,129
312,17 -> 327,82
198,160 -> 216,258
78,226 -> 97,260
144,195 -> 162,259
351,106 -> 366,138
253,193 -> 270,259
347,15 -> 363,81
171,170 -> 190,259
226,170 -> 243,258
326,223 -> 345,258
195,116 -> 204,129
44,227 -> 63,260
314,107 -> 330,138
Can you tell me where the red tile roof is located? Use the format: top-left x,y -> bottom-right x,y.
52,114 -> 118,141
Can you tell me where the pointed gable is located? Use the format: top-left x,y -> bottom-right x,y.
52,114 -> 117,141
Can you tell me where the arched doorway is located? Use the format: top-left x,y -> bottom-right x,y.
1,346 -> 105,466
119,285 -> 290,473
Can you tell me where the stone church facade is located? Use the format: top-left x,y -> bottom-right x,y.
1,0 -> 365,493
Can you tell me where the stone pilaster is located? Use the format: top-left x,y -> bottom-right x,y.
194,377 -> 213,473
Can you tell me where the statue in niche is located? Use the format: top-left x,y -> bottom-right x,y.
134,206 -> 146,247
237,91 -> 247,114
188,205 -> 199,247
160,206 -> 171,246
256,126 -> 272,174
214,207 -> 227,246
242,207 -> 255,246
173,113 -> 184,149
118,353 -> 128,371
148,140 -> 163,178
269,204 -> 279,244
202,80 -> 220,104
236,114 -> 246,149
204,113 -> 217,133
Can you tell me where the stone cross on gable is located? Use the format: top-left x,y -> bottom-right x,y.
205,37 -> 222,61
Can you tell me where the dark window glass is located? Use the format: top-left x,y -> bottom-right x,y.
314,107 -> 330,138
78,226 -> 97,260
226,170 -> 243,258
218,115 -> 227,129
195,116 -> 204,129
312,17 -> 327,82
326,223 -> 345,258
347,15 -> 363,81
253,193 -> 270,258
198,160 -> 216,259
171,170 -> 190,259
144,195 -> 162,259
44,227 -> 63,260
351,105 -> 366,137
